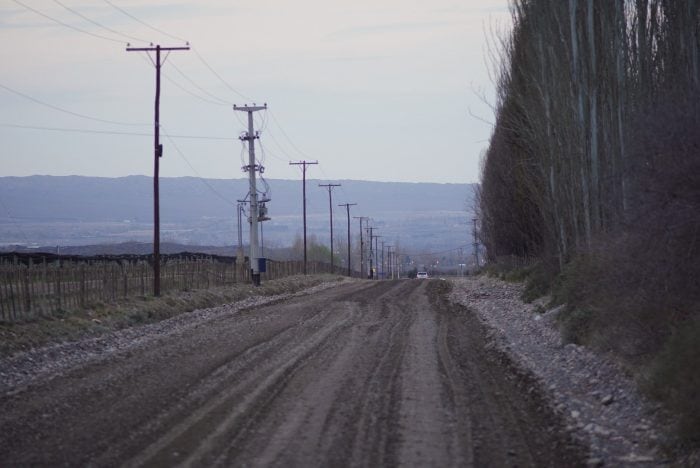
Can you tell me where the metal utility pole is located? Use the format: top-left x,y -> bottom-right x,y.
127,43 -> 189,297
236,202 -> 244,264
319,183 -> 341,270
235,103 -> 267,286
353,216 -> 368,279
339,203 -> 356,277
290,160 -> 318,274
472,217 -> 480,269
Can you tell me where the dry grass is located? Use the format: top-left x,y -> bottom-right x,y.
0,274 -> 344,357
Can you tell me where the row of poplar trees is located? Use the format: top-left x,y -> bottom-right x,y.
479,0 -> 700,267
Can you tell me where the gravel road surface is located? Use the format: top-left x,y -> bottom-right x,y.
0,279 -> 585,467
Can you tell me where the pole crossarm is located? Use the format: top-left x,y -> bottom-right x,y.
126,46 -> 190,52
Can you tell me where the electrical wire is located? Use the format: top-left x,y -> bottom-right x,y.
0,82 -> 151,127
395,245 -> 472,258
268,109 -> 313,158
258,140 -> 288,164
260,127 -> 297,161
239,141 -> 247,168
101,0 -> 188,44
168,60 -> 233,105
161,127 -> 236,206
14,0 -> 257,123
0,123 -> 238,140
162,71 -> 231,106
13,0 -> 126,44
191,48 -> 253,102
132,52 -> 227,108
52,0 -> 150,44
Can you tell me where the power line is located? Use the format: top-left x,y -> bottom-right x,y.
269,109 -> 313,158
162,71 -> 231,106
102,0 -> 188,44
258,140 -> 289,164
168,60 -> 233,105
133,52 -> 227,107
0,123 -> 238,140
161,128 -> 235,206
0,82 -> 150,127
191,48 -> 252,101
52,0 -> 150,44
13,0 -> 125,44
397,244 -> 472,258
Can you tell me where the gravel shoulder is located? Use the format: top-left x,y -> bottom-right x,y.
449,276 -> 671,467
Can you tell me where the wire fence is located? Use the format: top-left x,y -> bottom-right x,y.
0,254 -> 345,322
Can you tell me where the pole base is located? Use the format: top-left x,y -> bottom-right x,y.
252,272 -> 261,287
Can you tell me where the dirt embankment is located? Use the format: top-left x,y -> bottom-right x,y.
0,279 -> 584,467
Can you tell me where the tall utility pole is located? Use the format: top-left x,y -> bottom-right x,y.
472,217 -> 480,269
339,203 -> 356,277
290,160 -> 318,274
367,226 -> 374,279
236,202 -> 244,263
373,234 -> 382,280
235,103 -> 267,286
386,245 -> 392,279
353,216 -> 368,279
127,44 -> 189,296
319,183 -> 341,270
381,241 -> 385,279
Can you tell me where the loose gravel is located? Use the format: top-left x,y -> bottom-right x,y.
449,276 -> 672,467
0,278 -> 352,396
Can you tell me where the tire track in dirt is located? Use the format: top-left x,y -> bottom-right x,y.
0,279 -> 586,467
428,280 -> 585,467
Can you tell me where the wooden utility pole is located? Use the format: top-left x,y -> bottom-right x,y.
290,160 -> 318,274
473,217 -> 480,269
374,235 -> 382,280
353,216 -> 368,278
127,44 -> 189,296
339,203 -> 356,277
366,226 -> 375,279
319,183 -> 341,270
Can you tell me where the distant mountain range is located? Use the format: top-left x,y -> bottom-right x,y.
0,176 -> 476,253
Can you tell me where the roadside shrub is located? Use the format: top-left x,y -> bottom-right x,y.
521,262 -> 555,303
558,307 -> 595,345
645,318 -> 700,443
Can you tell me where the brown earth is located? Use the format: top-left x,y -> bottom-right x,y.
0,279 -> 585,467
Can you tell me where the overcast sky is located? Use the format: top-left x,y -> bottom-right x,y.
1,0 -> 510,184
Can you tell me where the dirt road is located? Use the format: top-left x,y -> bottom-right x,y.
0,279 -> 584,467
